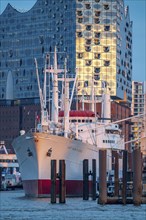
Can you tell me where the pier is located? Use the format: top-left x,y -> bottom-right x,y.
49,147 -> 146,205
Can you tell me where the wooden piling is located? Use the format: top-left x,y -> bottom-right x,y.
92,159 -> 96,200
59,160 -> 66,203
51,160 -> 57,204
0,167 -> 2,190
83,159 -> 89,200
133,148 -> 142,206
114,151 -> 119,197
122,150 -> 127,205
98,149 -> 107,205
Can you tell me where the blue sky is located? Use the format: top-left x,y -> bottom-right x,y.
0,0 -> 145,82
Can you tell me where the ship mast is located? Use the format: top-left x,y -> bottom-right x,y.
59,59 -> 75,138
64,58 -> 70,138
101,81 -> 111,124
34,57 -> 48,130
49,47 -> 64,125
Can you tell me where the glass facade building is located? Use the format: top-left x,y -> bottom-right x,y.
0,0 -> 132,103
131,81 -> 145,149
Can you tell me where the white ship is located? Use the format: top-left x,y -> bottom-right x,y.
12,49 -> 124,197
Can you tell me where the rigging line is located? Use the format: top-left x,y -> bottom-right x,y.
68,114 -> 146,137
85,123 -> 96,145
124,136 -> 146,144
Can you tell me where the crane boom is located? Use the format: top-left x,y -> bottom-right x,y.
34,58 -> 44,111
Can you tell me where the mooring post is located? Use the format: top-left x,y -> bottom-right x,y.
98,149 -> 107,205
114,151 -> 119,197
133,148 -> 142,206
83,159 -> 89,200
92,159 -> 96,200
51,160 -> 57,204
59,160 -> 66,203
0,167 -> 2,190
122,150 -> 127,205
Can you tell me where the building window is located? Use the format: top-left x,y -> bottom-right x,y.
64,5 -> 67,10
95,11 -> 101,17
42,46 -> 44,54
86,39 -> 92,45
78,18 -> 83,23
104,60 -> 110,66
85,46 -> 91,52
94,67 -> 100,73
20,59 -> 22,66
84,81 -> 88,87
94,74 -> 100,80
86,25 -> 92,31
94,39 -> 100,45
117,69 -> 121,74
9,50 -> 13,57
103,46 -> 110,52
104,25 -> 110,31
104,4 -> 109,10
85,60 -> 92,66
77,32 -> 82,37
85,4 -> 91,9
94,32 -> 101,38
94,53 -> 101,59
94,18 -> 100,24
77,53 -> 83,59
77,11 -> 83,16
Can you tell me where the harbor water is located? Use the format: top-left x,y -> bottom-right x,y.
0,190 -> 145,220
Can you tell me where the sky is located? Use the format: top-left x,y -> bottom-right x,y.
0,0 -> 145,82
